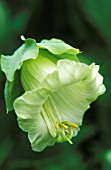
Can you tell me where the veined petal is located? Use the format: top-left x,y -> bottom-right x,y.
14,59 -> 105,151
38,59 -> 105,126
39,60 -> 91,91
14,88 -> 55,152
51,85 -> 89,127
39,60 -> 105,94
21,55 -> 56,91
78,63 -> 105,102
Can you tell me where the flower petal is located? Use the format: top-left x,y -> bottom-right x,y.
21,55 -> 56,91
39,60 -> 91,91
14,88 -> 55,152
14,59 -> 105,151
51,85 -> 90,128
38,59 -> 105,127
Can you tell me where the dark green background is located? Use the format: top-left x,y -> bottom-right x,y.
0,0 -> 111,169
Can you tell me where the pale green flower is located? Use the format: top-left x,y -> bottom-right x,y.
1,37 -> 106,152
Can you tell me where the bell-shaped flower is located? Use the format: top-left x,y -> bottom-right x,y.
1,37 -> 106,152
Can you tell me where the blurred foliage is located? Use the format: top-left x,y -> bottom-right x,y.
0,0 -> 111,170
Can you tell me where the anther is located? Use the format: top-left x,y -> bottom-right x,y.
59,123 -> 68,129
55,122 -> 59,129
62,121 -> 78,129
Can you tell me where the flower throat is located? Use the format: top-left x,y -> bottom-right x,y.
41,96 -> 78,144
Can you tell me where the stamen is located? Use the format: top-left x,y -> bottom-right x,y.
62,121 -> 78,128
44,101 -> 55,124
65,129 -> 69,133
65,137 -> 73,144
55,120 -> 78,144
43,96 -> 78,144
42,107 -> 55,129
49,96 -> 62,121
59,123 -> 68,129
55,121 -> 68,129
55,122 -> 59,129
41,107 -> 57,138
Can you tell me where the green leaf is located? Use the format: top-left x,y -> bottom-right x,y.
1,38 -> 38,82
37,38 -> 80,62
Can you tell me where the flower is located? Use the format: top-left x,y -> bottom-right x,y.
1,36 -> 106,152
